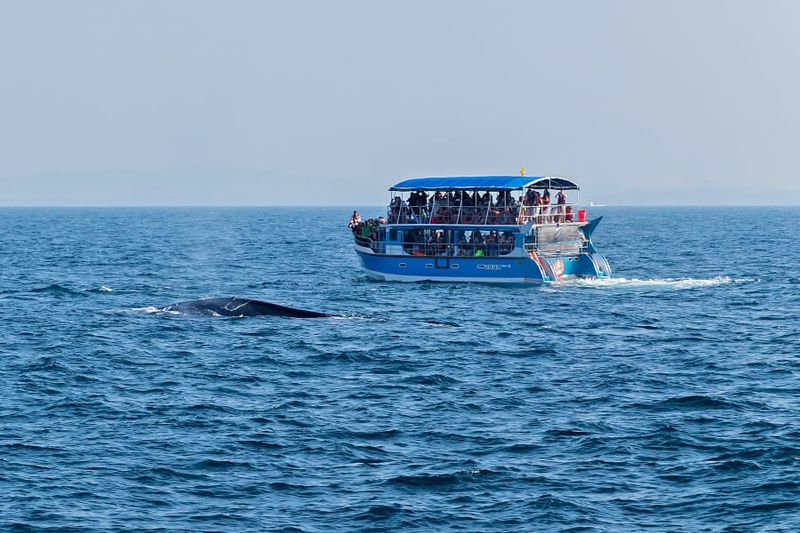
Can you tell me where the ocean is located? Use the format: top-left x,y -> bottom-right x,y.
1,206 -> 798,532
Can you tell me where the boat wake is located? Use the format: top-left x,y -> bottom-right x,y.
550,276 -> 756,290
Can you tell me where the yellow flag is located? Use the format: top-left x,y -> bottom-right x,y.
520,166 -> 526,176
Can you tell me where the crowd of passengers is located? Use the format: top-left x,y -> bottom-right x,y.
389,189 -> 574,225
347,211 -> 515,256
403,229 -> 515,257
348,211 -> 385,242
349,189 -> 573,243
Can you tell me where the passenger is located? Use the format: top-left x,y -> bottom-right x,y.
532,191 -> 543,223
359,219 -> 377,242
410,191 -> 427,218
554,190 -> 567,223
541,190 -> 552,223
407,203 -> 420,224
436,231 -> 447,255
378,216 -> 386,225
400,199 -> 411,223
470,229 -> 484,245
348,210 -> 362,229
410,229 -> 425,255
457,234 -> 469,256
485,231 -> 498,256
431,206 -> 447,224
402,229 -> 415,253
431,231 -> 443,256
500,232 -> 514,254
470,230 -> 485,255
565,205 -> 574,222
524,188 -> 535,206
421,232 -> 432,256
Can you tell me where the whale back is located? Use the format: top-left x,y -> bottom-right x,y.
165,297 -> 330,318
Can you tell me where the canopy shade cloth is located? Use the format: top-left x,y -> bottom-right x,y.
389,176 -> 579,191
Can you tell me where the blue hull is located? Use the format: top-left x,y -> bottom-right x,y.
356,249 -> 611,283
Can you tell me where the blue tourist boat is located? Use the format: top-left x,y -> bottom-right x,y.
349,175 -> 612,283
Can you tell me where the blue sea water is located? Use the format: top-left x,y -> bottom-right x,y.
1,206 -> 799,532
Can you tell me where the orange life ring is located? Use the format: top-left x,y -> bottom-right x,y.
552,258 -> 565,278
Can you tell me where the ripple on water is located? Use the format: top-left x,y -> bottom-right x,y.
2,207 -> 799,532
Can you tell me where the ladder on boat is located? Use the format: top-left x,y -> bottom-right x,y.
590,253 -> 612,277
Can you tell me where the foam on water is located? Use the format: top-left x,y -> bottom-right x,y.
131,305 -> 179,314
550,275 -> 754,290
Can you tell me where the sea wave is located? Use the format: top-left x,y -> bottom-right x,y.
3,206 -> 798,532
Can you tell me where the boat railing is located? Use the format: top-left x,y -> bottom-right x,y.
523,233 -> 588,256
354,234 -> 373,248
524,242 -> 588,257
354,234 -> 516,257
357,232 -> 586,257
517,203 -> 581,225
387,202 -> 582,226
402,241 -> 516,258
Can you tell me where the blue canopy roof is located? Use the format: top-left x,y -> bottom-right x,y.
389,176 -> 579,191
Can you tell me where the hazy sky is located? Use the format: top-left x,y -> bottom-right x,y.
1,0 -> 798,206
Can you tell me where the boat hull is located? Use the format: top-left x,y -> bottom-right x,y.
355,248 -> 610,283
